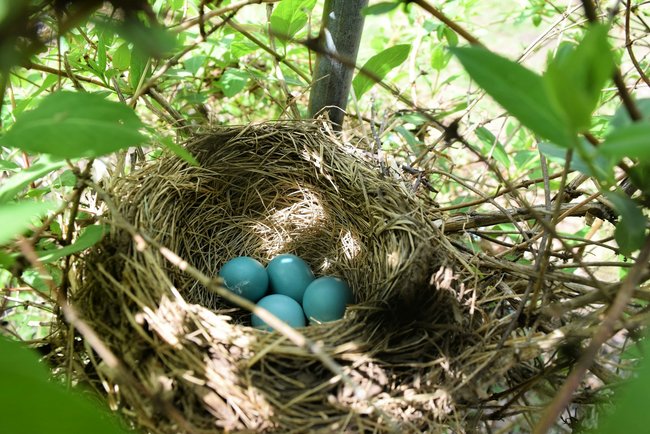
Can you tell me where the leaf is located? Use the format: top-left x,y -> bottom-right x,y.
600,122 -> 650,160
270,0 -> 317,41
430,45 -> 451,71
96,35 -> 107,74
595,337 -> 650,433
352,44 -> 411,99
475,127 -> 511,167
183,55 -> 206,76
609,98 -> 650,131
394,125 -> 423,153
0,155 -> 66,203
629,162 -> 650,198
97,16 -> 177,59
218,68 -> 250,98
0,91 -> 146,159
362,2 -> 399,15
0,201 -> 58,245
0,159 -> 20,171
130,48 -> 150,90
538,140 -> 615,181
0,336 -> 130,434
544,24 -> 614,131
450,46 -> 573,148
158,136 -> 199,166
37,225 -> 108,263
606,191 -> 647,256
443,27 -> 459,47
112,42 -> 131,70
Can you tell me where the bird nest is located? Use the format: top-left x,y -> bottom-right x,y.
47,122 -> 628,433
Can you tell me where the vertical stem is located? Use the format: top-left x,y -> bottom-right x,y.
308,0 -> 368,129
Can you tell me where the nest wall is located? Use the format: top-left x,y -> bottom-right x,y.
55,122 -> 540,433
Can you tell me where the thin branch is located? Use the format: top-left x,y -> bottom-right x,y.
172,0 -> 279,32
581,0 -> 642,120
625,0 -> 650,88
435,171 -> 567,212
229,20 -> 311,83
407,0 -> 484,46
533,234 -> 650,434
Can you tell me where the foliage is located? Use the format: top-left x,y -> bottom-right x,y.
0,336 -> 130,434
0,0 -> 649,432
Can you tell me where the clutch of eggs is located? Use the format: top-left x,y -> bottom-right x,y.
218,254 -> 353,331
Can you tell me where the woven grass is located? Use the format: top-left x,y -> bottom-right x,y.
47,121 -> 627,433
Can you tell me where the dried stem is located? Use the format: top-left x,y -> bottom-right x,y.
534,235 -> 650,434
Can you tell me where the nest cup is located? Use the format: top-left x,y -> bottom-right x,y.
59,122 -> 506,433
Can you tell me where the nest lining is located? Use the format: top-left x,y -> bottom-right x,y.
51,122 -> 579,433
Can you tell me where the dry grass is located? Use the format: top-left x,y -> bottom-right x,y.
46,121 -> 645,433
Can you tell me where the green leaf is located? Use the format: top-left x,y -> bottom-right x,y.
0,155 -> 65,203
609,99 -> 650,131
159,136 -> 199,166
475,127 -> 511,167
352,44 -> 411,99
544,24 -> 614,131
629,162 -> 650,198
130,48 -> 150,90
96,35 -> 107,74
600,122 -> 650,160
0,159 -> 20,171
539,140 -> 615,182
0,91 -> 146,159
443,27 -> 459,47
0,336 -> 130,434
430,45 -> 452,71
606,191 -> 647,256
0,201 -> 58,245
595,337 -> 650,433
218,68 -> 250,98
38,224 -> 108,263
98,17 -> 177,59
270,0 -> 317,41
450,46 -> 573,148
112,42 -> 131,70
394,125 -> 423,153
362,2 -> 399,15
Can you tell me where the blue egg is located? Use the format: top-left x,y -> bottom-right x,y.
266,254 -> 315,302
218,256 -> 268,302
251,294 -> 306,331
302,276 -> 353,323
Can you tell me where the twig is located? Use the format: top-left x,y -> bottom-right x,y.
580,0 -> 642,121
229,21 -> 311,83
172,0 -> 278,32
625,0 -> 650,88
533,234 -> 650,434
436,172 -> 566,212
59,159 -> 94,298
406,0 -> 483,46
